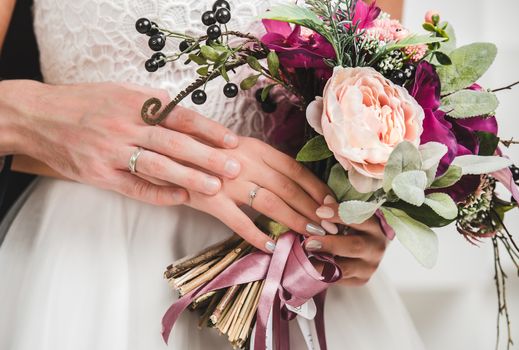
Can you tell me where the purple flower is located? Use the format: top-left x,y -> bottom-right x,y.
261,19 -> 336,72
410,62 -> 499,202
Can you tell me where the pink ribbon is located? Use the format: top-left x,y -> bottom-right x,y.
492,168 -> 519,203
161,232 -> 341,349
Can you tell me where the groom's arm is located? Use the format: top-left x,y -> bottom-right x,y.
0,0 -> 16,52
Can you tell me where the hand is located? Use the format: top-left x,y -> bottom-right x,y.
4,80 -> 243,204
185,137 -> 336,253
308,200 -> 388,286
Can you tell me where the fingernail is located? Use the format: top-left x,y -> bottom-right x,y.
321,220 -> 338,235
316,206 -> 334,219
224,133 -> 239,148
306,223 -> 326,236
305,240 -> 323,252
324,195 -> 337,205
224,159 -> 241,177
265,241 -> 276,253
205,177 -> 221,193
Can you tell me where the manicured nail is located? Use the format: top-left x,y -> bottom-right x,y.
205,177 -> 221,193
324,195 -> 337,205
224,133 -> 239,148
265,241 -> 276,253
224,159 -> 241,177
305,240 -> 323,252
321,220 -> 338,235
306,223 -> 326,236
316,206 -> 334,219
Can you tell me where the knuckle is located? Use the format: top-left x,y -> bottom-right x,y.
281,180 -> 299,199
173,108 -> 196,131
288,160 -> 304,176
350,236 -> 367,256
145,156 -> 165,175
261,191 -> 280,212
207,150 -> 225,169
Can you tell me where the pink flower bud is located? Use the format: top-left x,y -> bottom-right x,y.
425,10 -> 440,24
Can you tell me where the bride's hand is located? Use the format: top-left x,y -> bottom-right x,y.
308,202 -> 388,286
2,80 -> 243,204
185,136 -> 335,253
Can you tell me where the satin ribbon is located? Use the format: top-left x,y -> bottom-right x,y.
161,232 -> 341,349
492,168 -> 519,203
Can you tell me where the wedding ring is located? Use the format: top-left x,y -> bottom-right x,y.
128,147 -> 144,174
248,185 -> 262,207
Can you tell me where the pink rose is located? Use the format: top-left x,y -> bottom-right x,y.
307,67 -> 425,193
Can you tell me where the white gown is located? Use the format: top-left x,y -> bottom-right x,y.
0,0 -> 424,349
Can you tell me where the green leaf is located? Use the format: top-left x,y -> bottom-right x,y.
392,170 -> 428,206
434,51 -> 452,65
422,23 -> 436,32
424,193 -> 458,220
431,165 -> 463,189
220,66 -> 230,82
196,66 -> 209,76
247,56 -> 263,72
255,215 -> 289,238
386,201 -> 455,227
383,141 -> 422,192
261,5 -> 324,30
476,131 -> 500,156
188,53 -> 208,65
267,51 -> 280,78
240,74 -> 261,90
441,90 -> 499,118
438,22 -> 457,53
452,155 -> 513,175
296,135 -> 333,162
388,35 -> 446,50
436,43 -> 497,94
380,207 -> 439,268
261,84 -> 276,101
327,164 -> 373,202
419,142 -> 448,186
339,200 -> 384,225
200,45 -> 220,61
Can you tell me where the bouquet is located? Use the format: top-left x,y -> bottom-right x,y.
135,1 -> 519,349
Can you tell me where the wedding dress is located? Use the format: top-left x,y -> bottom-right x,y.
0,0 -> 425,349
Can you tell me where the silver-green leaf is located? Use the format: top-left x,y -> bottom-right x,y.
383,141 -> 422,192
419,142 -> 448,186
380,207 -> 439,268
327,164 -> 374,202
339,200 -> 384,225
424,193 -> 458,220
431,165 -> 463,189
392,170 -> 428,206
441,90 -> 499,118
452,155 -> 512,175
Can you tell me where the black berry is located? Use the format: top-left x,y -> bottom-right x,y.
147,22 -> 160,37
202,11 -> 217,26
511,165 -> 519,183
151,52 -> 166,67
145,59 -> 158,72
403,64 -> 416,79
206,38 -> 220,46
207,25 -> 221,40
261,101 -> 277,113
148,33 -> 166,51
390,70 -> 406,86
215,8 -> 231,24
135,18 -> 152,34
255,88 -> 265,102
212,0 -> 231,12
223,83 -> 238,98
192,90 -> 207,105
179,40 -> 190,52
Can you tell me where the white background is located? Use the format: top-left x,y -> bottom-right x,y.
382,1 -> 519,349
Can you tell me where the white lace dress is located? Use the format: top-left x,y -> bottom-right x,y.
0,1 -> 424,349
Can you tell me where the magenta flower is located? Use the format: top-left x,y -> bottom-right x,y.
351,0 -> 381,29
261,19 -> 336,72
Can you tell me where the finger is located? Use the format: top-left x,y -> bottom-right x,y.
304,234 -> 385,261
161,105 -> 239,148
120,148 -> 222,195
253,167 -> 322,223
135,172 -> 171,186
233,183 -> 326,237
336,257 -> 377,280
143,126 -> 241,179
115,171 -> 189,206
336,277 -> 370,287
191,195 -> 276,253
315,202 -> 385,237
262,146 -> 333,204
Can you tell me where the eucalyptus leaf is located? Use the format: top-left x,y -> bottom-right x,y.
296,135 -> 333,162
424,193 -> 458,220
220,66 -> 230,82
441,90 -> 499,118
438,22 -> 457,53
196,66 -> 209,76
452,155 -> 512,175
240,74 -> 261,90
437,43 -> 497,94
431,165 -> 463,189
260,5 -> 325,33
380,207 -> 439,268
327,164 -> 373,202
387,201 -> 455,227
392,170 -> 428,206
339,200 -> 384,225
267,51 -> 280,78
389,35 -> 446,50
200,45 -> 220,61
420,142 -> 448,186
383,141 -> 422,192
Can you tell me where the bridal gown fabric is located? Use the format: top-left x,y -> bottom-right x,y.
0,1 -> 424,349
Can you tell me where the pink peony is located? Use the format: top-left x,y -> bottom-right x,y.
307,67 -> 425,193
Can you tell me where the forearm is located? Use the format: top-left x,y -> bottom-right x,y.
0,0 -> 16,52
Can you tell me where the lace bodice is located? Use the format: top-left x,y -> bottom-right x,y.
32,0 -> 283,139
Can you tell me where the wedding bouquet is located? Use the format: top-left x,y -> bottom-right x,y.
136,1 -> 519,349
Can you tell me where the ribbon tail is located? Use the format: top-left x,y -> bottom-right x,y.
314,291 -> 328,350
